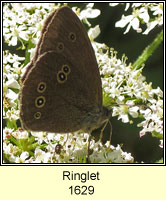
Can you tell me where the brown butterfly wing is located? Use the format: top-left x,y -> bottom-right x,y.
20,51 -> 99,132
40,6 -> 102,107
20,6 -> 103,132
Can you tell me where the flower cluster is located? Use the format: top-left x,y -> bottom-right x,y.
92,41 -> 163,148
3,51 -> 24,120
3,130 -> 134,163
109,3 -> 163,34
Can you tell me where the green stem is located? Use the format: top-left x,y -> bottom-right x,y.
133,30 -> 163,69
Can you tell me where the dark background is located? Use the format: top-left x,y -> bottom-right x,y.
68,3 -> 163,163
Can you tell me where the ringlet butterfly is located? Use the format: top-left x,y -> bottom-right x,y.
20,6 -> 111,160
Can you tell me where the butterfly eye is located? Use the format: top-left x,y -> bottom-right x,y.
37,82 -> 46,93
35,96 -> 46,108
57,71 -> 67,83
62,64 -> 71,75
56,42 -> 64,52
69,32 -> 76,42
34,112 -> 41,119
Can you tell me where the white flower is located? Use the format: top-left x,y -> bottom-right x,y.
90,143 -> 134,163
115,13 -> 141,34
88,25 -> 101,40
143,20 -> 158,35
12,129 -> 29,139
5,89 -> 18,106
113,3 -> 163,34
80,4 -> 100,19
34,148 -> 51,163
138,98 -> 163,145
3,143 -> 19,157
31,131 -> 47,144
6,108 -> 19,120
159,140 -> 163,148
6,78 -> 20,89
109,3 -> 119,7
3,127 -> 14,140
15,152 -> 29,163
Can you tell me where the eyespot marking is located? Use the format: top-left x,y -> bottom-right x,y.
56,42 -> 64,52
35,96 -> 46,108
62,64 -> 71,75
69,32 -> 76,42
37,82 -> 46,93
34,112 -> 41,119
57,71 -> 67,83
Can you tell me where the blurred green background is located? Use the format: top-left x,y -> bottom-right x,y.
68,3 -> 163,163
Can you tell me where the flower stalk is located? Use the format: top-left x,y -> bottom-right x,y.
133,30 -> 163,69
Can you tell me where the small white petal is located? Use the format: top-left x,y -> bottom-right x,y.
115,15 -> 133,28
109,3 -> 119,7
6,89 -> 18,100
6,78 -> 20,89
88,25 -> 100,39
131,18 -> 140,30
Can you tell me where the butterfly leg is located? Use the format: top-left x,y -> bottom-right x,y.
99,120 -> 109,141
108,120 -> 112,145
99,120 -> 112,148
87,132 -> 92,163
